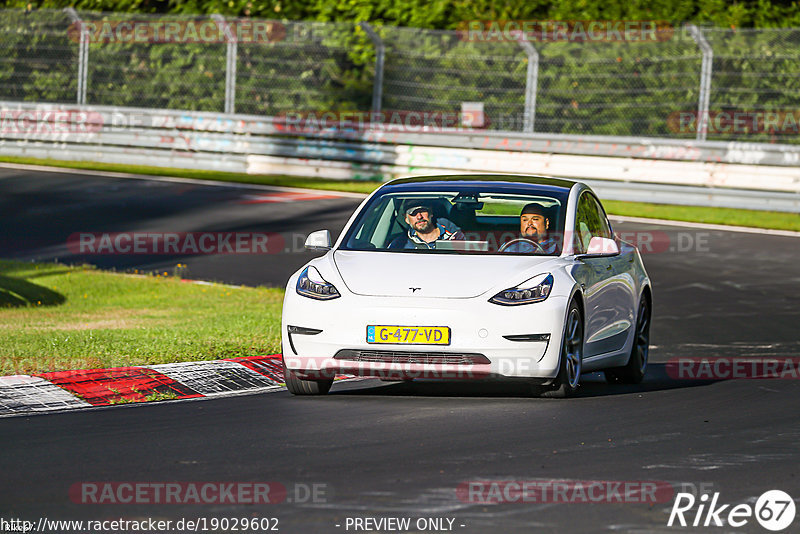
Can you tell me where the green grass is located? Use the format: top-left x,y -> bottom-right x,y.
603,200 -> 800,232
0,260 -> 284,375
1,155 -> 798,231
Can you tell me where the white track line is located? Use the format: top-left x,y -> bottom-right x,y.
0,162 -> 369,199
609,215 -> 800,238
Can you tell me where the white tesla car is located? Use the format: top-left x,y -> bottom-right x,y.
281,175 -> 652,397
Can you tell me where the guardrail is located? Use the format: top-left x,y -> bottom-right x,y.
1,101 -> 798,212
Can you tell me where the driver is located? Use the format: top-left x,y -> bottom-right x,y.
502,203 -> 558,254
388,204 -> 465,249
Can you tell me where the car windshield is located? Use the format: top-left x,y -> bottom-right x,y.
341,184 -> 569,255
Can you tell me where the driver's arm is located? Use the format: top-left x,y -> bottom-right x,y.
438,218 -> 465,240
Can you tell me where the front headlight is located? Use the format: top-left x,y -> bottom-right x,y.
489,273 -> 553,306
296,266 -> 340,300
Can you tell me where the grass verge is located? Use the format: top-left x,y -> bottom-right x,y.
602,200 -> 799,232
2,155 -> 798,231
0,260 -> 283,375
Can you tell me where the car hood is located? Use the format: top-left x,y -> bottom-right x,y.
333,250 -> 558,298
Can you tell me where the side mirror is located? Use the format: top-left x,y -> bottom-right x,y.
583,236 -> 619,257
304,230 -> 332,251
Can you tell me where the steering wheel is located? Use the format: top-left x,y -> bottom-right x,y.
498,238 -> 545,254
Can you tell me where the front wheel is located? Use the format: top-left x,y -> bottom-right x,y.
283,359 -> 333,395
605,295 -> 650,384
541,300 -> 583,398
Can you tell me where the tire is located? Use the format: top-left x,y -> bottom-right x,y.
541,300 -> 583,398
283,358 -> 333,395
605,295 -> 650,384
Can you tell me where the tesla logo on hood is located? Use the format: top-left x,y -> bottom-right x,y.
409,287 -> 421,293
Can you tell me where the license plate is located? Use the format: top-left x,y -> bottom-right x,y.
367,325 -> 450,345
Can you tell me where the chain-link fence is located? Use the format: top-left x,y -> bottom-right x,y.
0,9 -> 79,104
76,11 -> 228,110
2,9 -> 800,144
236,20 -> 373,115
532,27 -> 704,138
378,26 -> 528,131
702,27 -> 800,143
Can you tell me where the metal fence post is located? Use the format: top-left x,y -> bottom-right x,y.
360,22 -> 384,114
63,8 -> 88,105
213,14 -> 237,114
687,25 -> 713,142
518,40 -> 539,133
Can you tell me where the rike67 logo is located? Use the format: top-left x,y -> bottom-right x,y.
668,490 -> 795,531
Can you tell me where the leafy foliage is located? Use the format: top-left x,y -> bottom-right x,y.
5,0 -> 800,28
1,3 -> 799,142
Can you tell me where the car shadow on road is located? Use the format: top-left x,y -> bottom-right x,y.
0,273 -> 66,308
329,364 -> 718,398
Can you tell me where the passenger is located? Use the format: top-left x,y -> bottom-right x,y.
388,204 -> 465,249
501,203 -> 558,254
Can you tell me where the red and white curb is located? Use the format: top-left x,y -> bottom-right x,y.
0,355 -> 342,418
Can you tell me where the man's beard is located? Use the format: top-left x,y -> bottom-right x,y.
414,219 -> 435,234
522,228 -> 542,241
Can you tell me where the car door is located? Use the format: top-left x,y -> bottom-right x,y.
572,192 -> 632,359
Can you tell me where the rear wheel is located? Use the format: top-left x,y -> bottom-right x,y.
605,295 -> 650,384
541,300 -> 583,398
282,358 -> 333,395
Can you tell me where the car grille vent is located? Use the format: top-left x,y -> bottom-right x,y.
334,350 -> 489,365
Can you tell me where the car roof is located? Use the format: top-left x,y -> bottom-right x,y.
381,174 -> 578,193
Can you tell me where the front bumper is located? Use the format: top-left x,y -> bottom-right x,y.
281,290 -> 568,381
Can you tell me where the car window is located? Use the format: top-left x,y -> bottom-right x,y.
574,192 -> 612,254
341,187 -> 569,255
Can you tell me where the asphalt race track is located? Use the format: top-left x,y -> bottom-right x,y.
1,166 -> 799,533
0,166 -> 363,287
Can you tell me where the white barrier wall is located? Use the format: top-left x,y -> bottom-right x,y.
1,102 -> 798,211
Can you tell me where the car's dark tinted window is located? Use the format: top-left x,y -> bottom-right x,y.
574,192 -> 612,253
341,184 -> 570,255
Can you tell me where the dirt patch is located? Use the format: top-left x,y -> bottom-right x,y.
42,318 -> 143,331
1,308 -> 175,332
